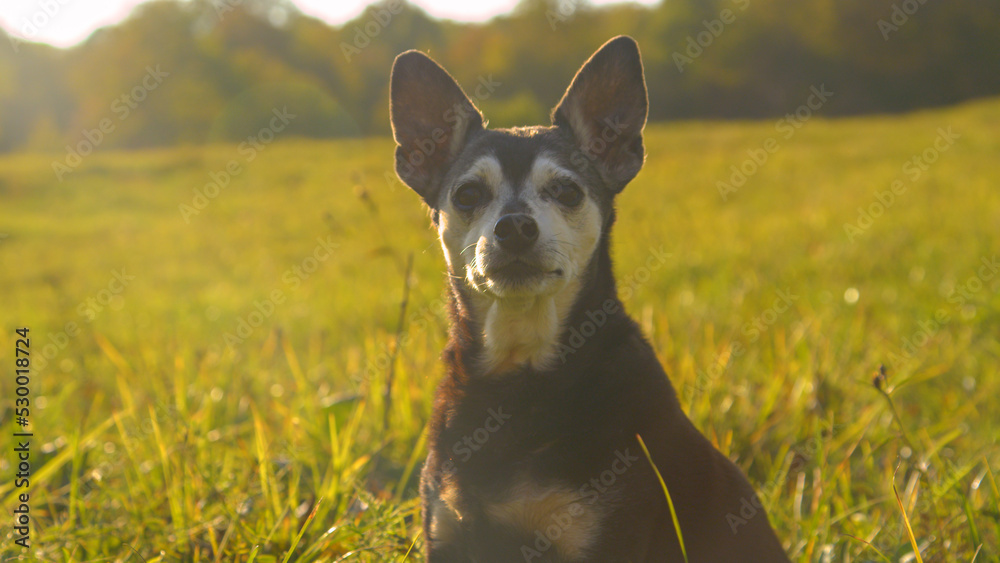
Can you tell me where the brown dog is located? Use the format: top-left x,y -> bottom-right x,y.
389,35 -> 790,562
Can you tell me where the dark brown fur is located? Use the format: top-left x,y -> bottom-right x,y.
390,36 -> 790,563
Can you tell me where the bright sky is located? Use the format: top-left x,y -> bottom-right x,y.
0,0 -> 659,48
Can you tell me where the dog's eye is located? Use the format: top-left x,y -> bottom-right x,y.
453,182 -> 489,211
546,180 -> 584,207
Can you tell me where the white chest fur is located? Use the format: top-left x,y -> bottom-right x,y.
477,281 -> 580,374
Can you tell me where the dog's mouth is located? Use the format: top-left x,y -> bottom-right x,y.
483,258 -> 562,285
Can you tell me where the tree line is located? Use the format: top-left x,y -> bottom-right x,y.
1,0 -> 998,152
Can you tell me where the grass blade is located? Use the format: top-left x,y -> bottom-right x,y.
394,424 -> 429,503
281,497 -> 323,563
843,534 -> 893,563
892,472 -> 924,563
982,456 -> 1000,508
637,434 -> 688,563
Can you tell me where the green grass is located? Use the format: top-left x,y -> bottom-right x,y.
1,97 -> 999,562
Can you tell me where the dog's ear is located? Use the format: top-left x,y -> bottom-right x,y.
552,36 -> 648,193
390,50 -> 484,205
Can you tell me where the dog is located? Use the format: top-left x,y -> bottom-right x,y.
389,36 -> 790,562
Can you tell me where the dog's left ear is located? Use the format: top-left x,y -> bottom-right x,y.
552,36 -> 648,193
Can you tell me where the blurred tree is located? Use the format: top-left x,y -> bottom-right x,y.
479,90 -> 549,128
208,80 -> 359,141
1,0 -> 998,152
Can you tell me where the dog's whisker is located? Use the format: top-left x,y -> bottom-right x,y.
551,237 -> 580,249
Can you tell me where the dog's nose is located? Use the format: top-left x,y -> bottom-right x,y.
494,214 -> 539,253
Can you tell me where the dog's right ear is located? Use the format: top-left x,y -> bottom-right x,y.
390,51 -> 484,205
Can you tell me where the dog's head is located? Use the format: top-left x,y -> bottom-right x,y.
390,36 -> 647,305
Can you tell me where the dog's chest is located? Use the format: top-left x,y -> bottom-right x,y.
432,470 -> 607,560
426,349 -> 628,557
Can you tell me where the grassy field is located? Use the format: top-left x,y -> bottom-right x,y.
1,97 -> 999,562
